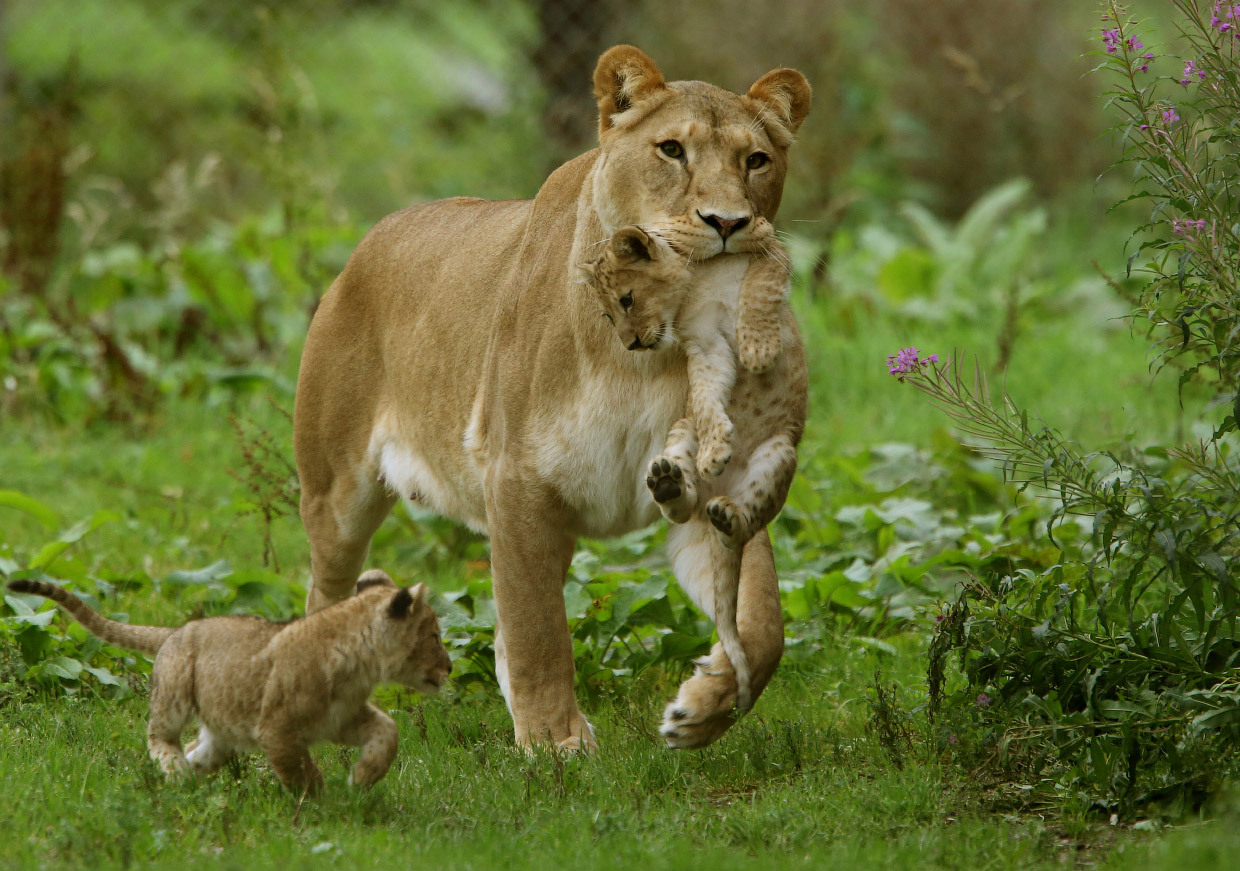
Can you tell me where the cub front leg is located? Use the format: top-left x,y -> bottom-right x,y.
646,417 -> 699,524
486,479 -> 595,752
336,703 -> 399,788
685,337 -> 736,479
259,734 -> 325,795
736,246 -> 791,375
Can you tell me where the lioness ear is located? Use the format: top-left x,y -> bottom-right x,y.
357,569 -> 396,593
744,69 -> 812,143
610,227 -> 657,262
593,45 -> 666,136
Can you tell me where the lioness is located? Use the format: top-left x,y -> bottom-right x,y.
8,571 -> 451,792
295,45 -> 810,750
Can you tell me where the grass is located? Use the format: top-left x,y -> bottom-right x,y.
0,639 -> 1098,871
0,284 -> 1231,869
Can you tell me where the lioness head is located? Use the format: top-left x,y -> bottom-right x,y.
591,45 -> 810,260
579,226 -> 691,352
359,576 -> 452,694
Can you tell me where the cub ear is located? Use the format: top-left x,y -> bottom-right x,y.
610,226 -> 657,262
744,69 -> 812,143
593,45 -> 666,136
386,584 -> 426,620
575,259 -> 600,284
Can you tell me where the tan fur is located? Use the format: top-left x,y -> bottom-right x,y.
8,571 -> 450,792
583,219 -> 805,718
294,44 -> 810,751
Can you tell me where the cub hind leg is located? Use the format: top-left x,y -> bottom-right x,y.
147,646 -> 195,779
705,433 -> 798,550
185,726 -> 236,775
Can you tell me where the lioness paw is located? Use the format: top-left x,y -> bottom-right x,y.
659,655 -> 739,749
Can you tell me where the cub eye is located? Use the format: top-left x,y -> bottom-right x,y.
658,140 -> 685,161
746,152 -> 770,170
620,291 -> 634,311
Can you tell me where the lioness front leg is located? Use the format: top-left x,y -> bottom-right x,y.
661,528 -> 784,749
487,481 -> 595,752
646,417 -> 699,524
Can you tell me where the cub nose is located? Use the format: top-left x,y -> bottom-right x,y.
628,336 -> 646,351
698,211 -> 750,240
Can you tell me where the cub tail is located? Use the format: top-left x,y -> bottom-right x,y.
7,579 -> 176,655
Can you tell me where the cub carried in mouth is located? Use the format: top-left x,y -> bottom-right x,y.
7,570 -> 451,793
581,218 -> 807,718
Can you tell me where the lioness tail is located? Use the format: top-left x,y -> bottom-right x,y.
7,579 -> 176,655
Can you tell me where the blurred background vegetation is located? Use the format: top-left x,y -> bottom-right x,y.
0,0 -> 1174,427
8,0 -> 1240,854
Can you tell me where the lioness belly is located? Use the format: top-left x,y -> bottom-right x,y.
371,417 -> 488,534
530,361 -> 688,539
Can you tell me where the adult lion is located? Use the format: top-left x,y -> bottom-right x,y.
294,45 -> 811,751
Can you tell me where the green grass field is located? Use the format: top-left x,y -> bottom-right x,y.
1,282 -> 1233,869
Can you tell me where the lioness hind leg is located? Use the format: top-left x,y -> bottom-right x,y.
661,527 -> 783,749
300,469 -> 396,614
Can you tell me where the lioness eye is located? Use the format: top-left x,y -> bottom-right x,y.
746,152 -> 770,170
658,140 -> 685,161
620,291 -> 634,311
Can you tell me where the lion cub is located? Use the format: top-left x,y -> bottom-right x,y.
7,570 -> 451,793
582,221 -> 806,713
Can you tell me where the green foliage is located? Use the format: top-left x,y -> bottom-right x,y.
883,1 -> 1240,818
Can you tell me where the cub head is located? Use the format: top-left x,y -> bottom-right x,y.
579,226 -> 691,352
363,580 -> 452,694
591,45 -> 811,260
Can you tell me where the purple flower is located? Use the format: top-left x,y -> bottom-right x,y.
1162,108 -> 1181,125
1137,53 -> 1154,73
887,347 -> 939,378
1102,28 -> 1121,53
1172,218 -> 1207,236
976,693 -> 992,707
1126,36 -> 1144,52
1181,60 -> 1206,85
948,734 -> 958,745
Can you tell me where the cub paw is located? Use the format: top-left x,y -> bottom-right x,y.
696,437 -> 732,479
739,338 -> 779,374
646,457 -> 683,504
706,496 -> 742,541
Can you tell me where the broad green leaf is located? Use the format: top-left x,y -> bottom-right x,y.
0,490 -> 59,531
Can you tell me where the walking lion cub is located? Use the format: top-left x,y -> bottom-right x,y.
8,570 -> 451,793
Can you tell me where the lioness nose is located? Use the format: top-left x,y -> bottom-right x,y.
698,212 -> 750,240
628,336 -> 646,351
